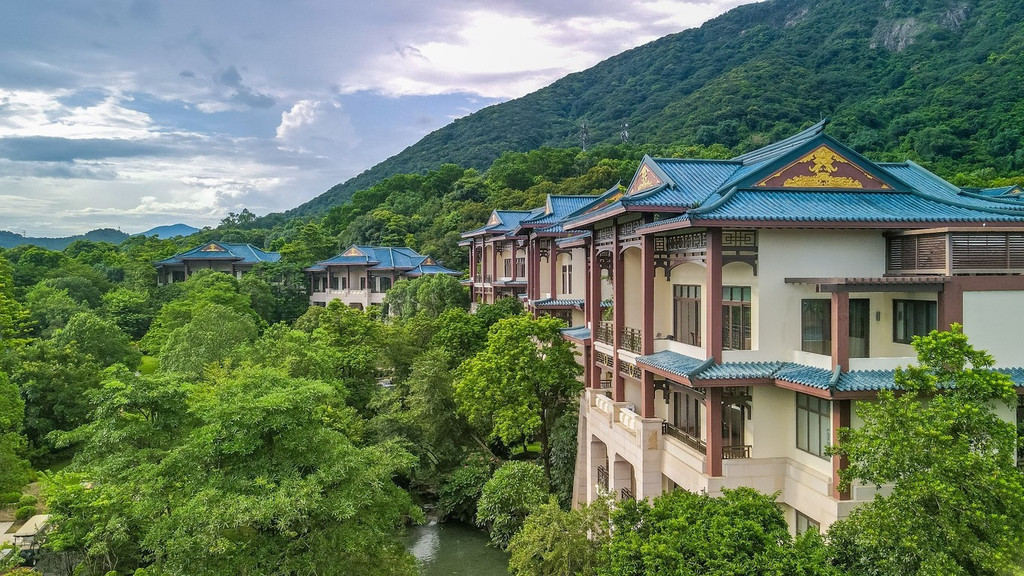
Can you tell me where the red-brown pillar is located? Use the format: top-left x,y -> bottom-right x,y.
705,387 -> 723,477
705,229 -> 723,363
831,399 -> 852,500
550,243 -> 558,298
937,278 -> 963,331
589,239 -> 603,389
831,291 -> 850,371
510,240 -> 518,283
612,224 -> 625,402
641,233 -> 656,417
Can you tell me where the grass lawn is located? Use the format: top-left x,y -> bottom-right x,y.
139,355 -> 159,374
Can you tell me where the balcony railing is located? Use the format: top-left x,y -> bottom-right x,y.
597,465 -> 609,491
621,326 -> 642,353
596,321 -> 614,345
620,486 -> 635,501
722,445 -> 752,459
662,422 -> 706,453
484,274 -> 493,283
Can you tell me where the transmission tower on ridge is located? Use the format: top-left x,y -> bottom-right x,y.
620,120 -> 630,143
580,121 -> 590,151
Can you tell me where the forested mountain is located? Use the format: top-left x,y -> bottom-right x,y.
286,0 -> 1024,218
0,228 -> 129,250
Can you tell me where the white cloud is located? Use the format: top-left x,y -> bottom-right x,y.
276,99 -> 359,155
0,0 -> 758,235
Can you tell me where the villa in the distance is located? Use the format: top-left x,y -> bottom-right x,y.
305,245 -> 460,309
155,242 -> 280,286
461,119 -> 1024,533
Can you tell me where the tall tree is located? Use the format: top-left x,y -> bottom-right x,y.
455,314 -> 582,480
0,372 -> 32,493
828,324 -> 1024,576
46,367 -> 419,576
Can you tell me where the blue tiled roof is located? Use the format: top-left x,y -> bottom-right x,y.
773,364 -> 835,389
686,189 -> 1024,223
156,242 -> 280,265
837,370 -> 896,392
309,245 -> 457,277
523,195 -> 600,227
699,361 -> 787,380
636,350 -> 713,378
532,298 -> 584,308
561,326 -> 591,341
462,209 -> 536,236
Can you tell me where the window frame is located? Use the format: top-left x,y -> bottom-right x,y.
673,284 -> 701,346
561,264 -> 573,295
893,299 -> 937,344
801,299 -> 831,355
722,286 -> 752,350
796,392 -> 831,460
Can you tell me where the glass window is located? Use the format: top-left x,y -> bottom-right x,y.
801,299 -> 831,354
329,275 -> 339,290
722,286 -> 751,350
359,276 -> 366,290
504,258 -> 512,277
673,285 -> 701,346
516,257 -> 526,277
379,276 -> 392,292
893,300 -> 937,343
672,390 -> 702,439
796,511 -> 820,534
561,265 -> 573,295
796,393 -> 831,459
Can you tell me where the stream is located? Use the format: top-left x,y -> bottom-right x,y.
403,521 -> 509,575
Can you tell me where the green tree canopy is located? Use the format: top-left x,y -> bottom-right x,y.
52,312 -> 140,369
604,488 -> 836,576
828,324 -> 1024,576
455,314 -> 582,480
476,461 -> 548,549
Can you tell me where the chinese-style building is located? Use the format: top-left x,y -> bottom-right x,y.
463,120 -> 1024,532
305,245 -> 460,309
155,242 -> 280,286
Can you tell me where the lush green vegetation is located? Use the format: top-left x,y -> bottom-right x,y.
0,237 -> 587,574
281,0 -> 1024,219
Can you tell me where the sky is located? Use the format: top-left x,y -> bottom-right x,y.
0,1 -> 755,237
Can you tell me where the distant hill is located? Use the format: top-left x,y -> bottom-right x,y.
0,228 -> 130,250
283,0 -> 1024,219
136,223 -> 200,239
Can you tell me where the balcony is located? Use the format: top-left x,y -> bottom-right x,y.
661,422 -> 752,460
722,445 -> 752,459
596,321 -> 614,345
620,326 -> 642,353
662,422 -> 706,453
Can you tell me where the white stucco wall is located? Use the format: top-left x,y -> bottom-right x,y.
963,290 -> 1024,367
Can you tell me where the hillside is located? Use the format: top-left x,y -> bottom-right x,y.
0,228 -> 129,250
285,0 -> 1024,218
136,223 -> 200,239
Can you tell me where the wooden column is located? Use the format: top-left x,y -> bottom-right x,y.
831,291 -> 850,371
831,399 -> 852,500
550,243 -> 558,298
510,240 -> 518,283
937,278 -> 963,331
588,239 -> 603,389
705,228 -> 724,363
612,224 -> 625,402
705,387 -> 723,477
641,233 -> 656,417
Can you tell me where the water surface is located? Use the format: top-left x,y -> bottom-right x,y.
403,521 -> 509,575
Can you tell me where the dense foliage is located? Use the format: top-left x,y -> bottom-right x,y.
828,325 -> 1024,576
